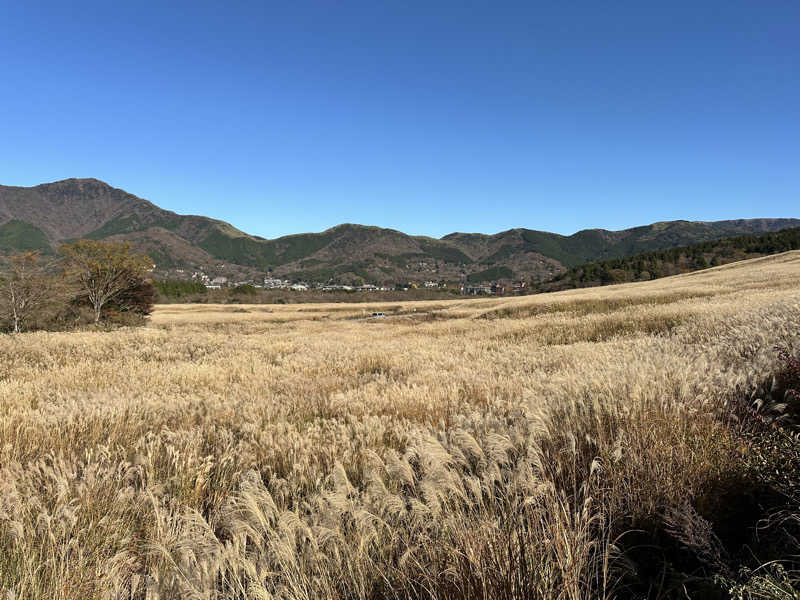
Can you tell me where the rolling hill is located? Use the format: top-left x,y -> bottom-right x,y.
538,226 -> 800,292
1,178 -> 797,284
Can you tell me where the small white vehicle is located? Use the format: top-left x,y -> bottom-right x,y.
371,312 -> 386,318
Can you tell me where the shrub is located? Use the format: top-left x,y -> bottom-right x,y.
109,279 -> 155,316
231,284 -> 257,296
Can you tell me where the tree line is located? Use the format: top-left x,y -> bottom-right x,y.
152,279 -> 207,298
0,240 -> 154,333
538,226 -> 800,292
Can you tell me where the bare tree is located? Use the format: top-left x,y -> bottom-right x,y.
0,252 -> 55,333
60,240 -> 152,323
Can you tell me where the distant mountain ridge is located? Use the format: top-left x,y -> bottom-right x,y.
1,178 -> 797,284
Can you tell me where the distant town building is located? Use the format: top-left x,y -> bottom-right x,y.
461,284 -> 493,295
460,283 -> 505,295
264,277 -> 290,289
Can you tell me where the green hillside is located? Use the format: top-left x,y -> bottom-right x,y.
502,221 -> 796,267
467,266 -> 514,283
1,178 -> 798,284
0,221 -> 52,254
540,227 -> 800,291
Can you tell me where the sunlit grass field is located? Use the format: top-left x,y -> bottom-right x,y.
1,252 -> 799,599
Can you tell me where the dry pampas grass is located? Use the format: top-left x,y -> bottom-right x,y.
1,251 -> 799,599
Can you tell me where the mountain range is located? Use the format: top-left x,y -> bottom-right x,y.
1,178 -> 797,284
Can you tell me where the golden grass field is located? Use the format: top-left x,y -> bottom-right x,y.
1,252 -> 799,599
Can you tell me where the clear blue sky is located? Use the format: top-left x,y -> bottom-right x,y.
1,1 -> 798,239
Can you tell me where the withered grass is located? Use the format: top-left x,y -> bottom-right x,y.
1,251 -> 799,599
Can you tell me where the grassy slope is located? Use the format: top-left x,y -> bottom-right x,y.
85,214 -> 182,239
